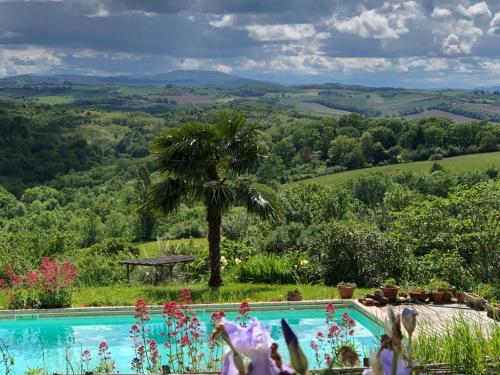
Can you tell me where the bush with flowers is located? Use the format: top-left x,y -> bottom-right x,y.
0,257 -> 76,309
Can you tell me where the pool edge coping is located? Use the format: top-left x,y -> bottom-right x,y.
0,299 -> 385,329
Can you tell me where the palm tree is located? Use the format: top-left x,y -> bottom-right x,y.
145,112 -> 276,287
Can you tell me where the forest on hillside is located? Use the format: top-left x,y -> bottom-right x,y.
0,98 -> 499,299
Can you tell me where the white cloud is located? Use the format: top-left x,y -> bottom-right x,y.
209,14 -> 234,28
71,49 -> 141,60
87,3 -> 110,18
398,57 -> 449,71
246,24 -> 316,41
213,63 -> 233,74
489,12 -> 500,34
176,58 -> 202,70
328,1 -> 422,39
0,46 -> 62,77
440,19 -> 483,55
0,31 -> 22,39
431,7 -> 452,18
457,2 -> 492,18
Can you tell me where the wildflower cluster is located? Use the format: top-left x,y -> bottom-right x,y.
0,257 -> 76,309
206,310 -> 226,371
236,299 -> 251,327
94,341 -> 116,374
162,288 -> 204,372
310,304 -> 357,368
130,298 -> 157,373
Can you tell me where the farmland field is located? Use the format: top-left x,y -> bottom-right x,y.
33,95 -> 75,104
294,151 -> 500,186
403,109 -> 479,123
298,101 -> 351,115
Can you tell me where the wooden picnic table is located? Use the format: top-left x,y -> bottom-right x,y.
119,255 -> 197,283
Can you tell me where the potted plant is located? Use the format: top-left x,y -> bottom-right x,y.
485,300 -> 500,321
428,279 -> 448,304
456,290 -> 466,304
438,283 -> 456,302
464,291 -> 484,309
286,289 -> 303,302
337,282 -> 357,299
380,278 -> 399,302
409,287 -> 429,302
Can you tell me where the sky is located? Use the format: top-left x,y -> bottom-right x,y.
1,0 -> 500,88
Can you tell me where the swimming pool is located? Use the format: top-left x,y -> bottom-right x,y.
0,303 -> 383,372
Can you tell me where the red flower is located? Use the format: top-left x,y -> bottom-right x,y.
134,299 -> 150,322
239,300 -> 251,316
210,310 -> 225,323
326,303 -> 336,314
179,288 -> 193,305
180,335 -> 191,347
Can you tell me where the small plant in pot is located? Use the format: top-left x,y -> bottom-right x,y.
286,288 -> 303,302
337,281 -> 357,299
485,300 -> 500,321
456,290 -> 466,304
380,278 -> 399,302
409,286 -> 429,302
428,279 -> 447,304
437,282 -> 455,302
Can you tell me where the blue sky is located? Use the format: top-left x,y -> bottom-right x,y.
1,0 -> 500,88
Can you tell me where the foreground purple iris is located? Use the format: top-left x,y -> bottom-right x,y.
220,317 -> 294,375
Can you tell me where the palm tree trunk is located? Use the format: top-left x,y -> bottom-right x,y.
207,205 -> 223,287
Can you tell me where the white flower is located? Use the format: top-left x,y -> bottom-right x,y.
299,259 -> 309,267
221,256 -> 228,267
235,258 -> 242,265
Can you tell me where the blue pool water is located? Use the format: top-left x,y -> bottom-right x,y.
0,306 -> 383,372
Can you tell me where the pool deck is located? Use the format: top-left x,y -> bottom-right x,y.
354,300 -> 497,334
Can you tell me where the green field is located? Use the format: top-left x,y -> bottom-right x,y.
137,238 -> 208,257
294,151 -> 500,186
33,95 -> 75,104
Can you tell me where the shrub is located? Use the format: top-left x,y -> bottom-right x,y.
0,257 -> 76,309
234,254 -> 295,284
72,239 -> 139,286
184,239 -> 257,282
403,251 -> 473,290
301,221 -> 407,286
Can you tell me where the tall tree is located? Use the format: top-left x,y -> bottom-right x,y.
145,112 -> 276,287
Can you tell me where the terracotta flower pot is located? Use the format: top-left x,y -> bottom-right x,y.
430,291 -> 445,304
456,292 -> 466,304
380,286 -> 399,302
409,291 -> 429,302
485,303 -> 500,321
286,293 -> 302,301
338,286 -> 356,299
438,286 -> 455,302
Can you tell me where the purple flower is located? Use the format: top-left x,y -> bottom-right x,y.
380,349 -> 411,375
220,318 -> 294,375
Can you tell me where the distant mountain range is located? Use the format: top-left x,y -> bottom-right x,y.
0,70 -> 260,87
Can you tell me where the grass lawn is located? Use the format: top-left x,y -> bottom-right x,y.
0,283 -> 371,309
137,238 -> 208,257
294,151 -> 500,186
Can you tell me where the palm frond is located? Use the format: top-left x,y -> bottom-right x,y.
234,180 -> 278,220
143,177 -> 188,215
150,122 -> 218,178
202,180 -> 236,213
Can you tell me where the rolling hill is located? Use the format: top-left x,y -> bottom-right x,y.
293,152 -> 500,186
0,70 -> 260,87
